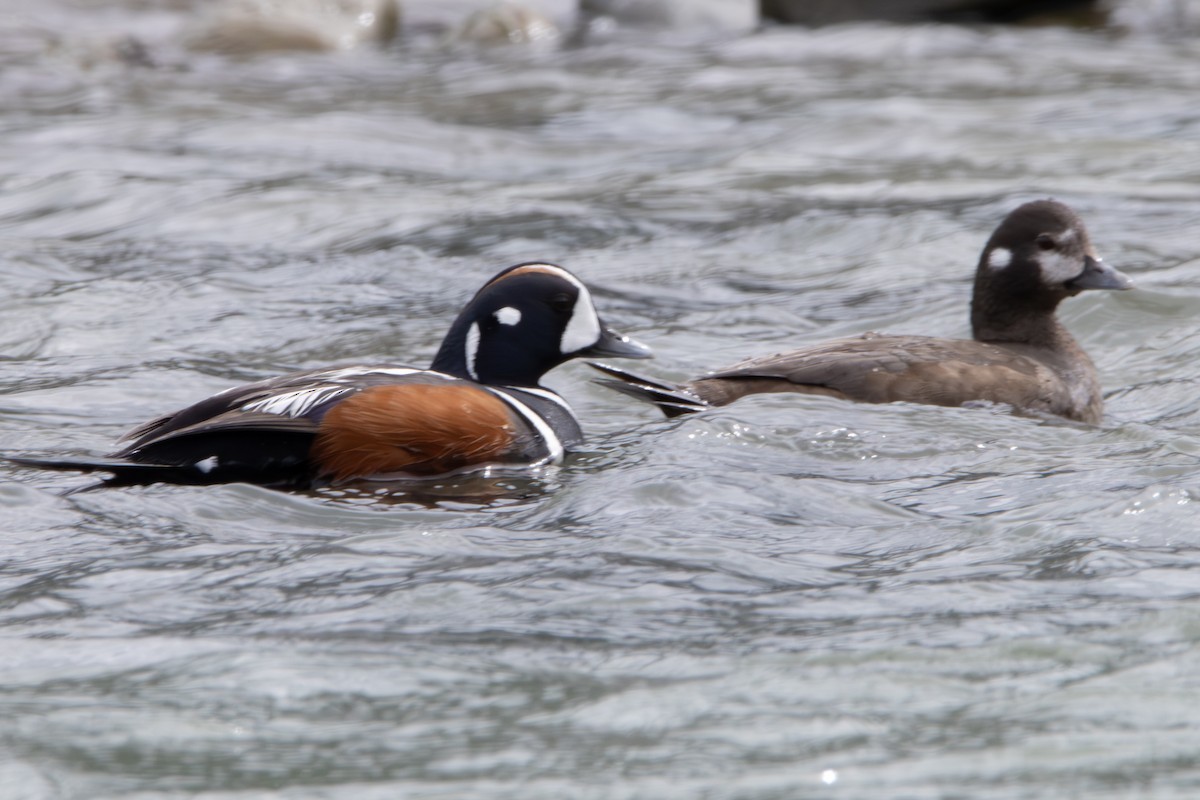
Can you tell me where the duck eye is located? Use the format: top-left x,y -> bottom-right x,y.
1035,234 -> 1056,251
549,293 -> 574,313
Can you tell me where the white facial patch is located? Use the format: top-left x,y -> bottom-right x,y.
1038,249 -> 1082,284
495,263 -> 604,354
560,290 -> 602,354
987,247 -> 1012,270
194,456 -> 218,474
494,306 -> 521,326
465,321 -> 481,380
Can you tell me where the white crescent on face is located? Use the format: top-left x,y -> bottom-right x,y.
554,271 -> 602,355
1038,250 -> 1085,283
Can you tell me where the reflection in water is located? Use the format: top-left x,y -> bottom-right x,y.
315,467 -> 561,509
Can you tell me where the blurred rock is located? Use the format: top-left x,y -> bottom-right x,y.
1107,0 -> 1200,35
452,2 -> 561,46
404,0 -> 574,34
579,0 -> 758,32
185,0 -> 400,54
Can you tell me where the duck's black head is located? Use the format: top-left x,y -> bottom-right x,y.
431,262 -> 651,386
971,199 -> 1132,343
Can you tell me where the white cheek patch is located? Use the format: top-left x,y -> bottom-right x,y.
465,321 -> 481,380
499,263 -> 605,354
1038,250 -> 1081,284
494,306 -> 521,326
987,247 -> 1012,270
560,285 -> 602,354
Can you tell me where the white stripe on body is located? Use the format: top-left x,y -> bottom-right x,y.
491,390 -> 565,464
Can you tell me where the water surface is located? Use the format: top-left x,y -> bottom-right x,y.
2,5 -> 1200,798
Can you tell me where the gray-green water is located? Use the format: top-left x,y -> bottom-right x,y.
3,3 -> 1200,798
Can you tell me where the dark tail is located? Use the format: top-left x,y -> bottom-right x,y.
587,362 -> 709,419
5,455 -> 215,487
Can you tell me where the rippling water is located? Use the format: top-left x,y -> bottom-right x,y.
3,4 -> 1200,798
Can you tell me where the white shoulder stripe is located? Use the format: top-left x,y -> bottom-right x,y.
491,391 -> 564,464
560,283 -> 602,354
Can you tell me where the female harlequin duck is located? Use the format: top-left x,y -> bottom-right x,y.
593,200 -> 1132,424
10,262 -> 651,488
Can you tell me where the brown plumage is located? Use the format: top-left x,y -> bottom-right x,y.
312,384 -> 520,482
595,200 -> 1133,424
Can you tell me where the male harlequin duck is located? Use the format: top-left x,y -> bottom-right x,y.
9,262 -> 651,488
593,200 -> 1132,424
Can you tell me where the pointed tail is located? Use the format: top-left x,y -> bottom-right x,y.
588,362 -> 709,419
5,455 -> 215,487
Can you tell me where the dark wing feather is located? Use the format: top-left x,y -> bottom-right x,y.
117,367 -> 365,447
5,455 -> 233,487
81,411 -> 322,486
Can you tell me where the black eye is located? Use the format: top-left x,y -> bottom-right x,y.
1035,234 -> 1056,251
549,293 -> 574,313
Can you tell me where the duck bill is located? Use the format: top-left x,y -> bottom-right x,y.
578,326 -> 652,359
1068,255 -> 1134,291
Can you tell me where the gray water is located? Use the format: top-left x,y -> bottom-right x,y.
3,3 -> 1200,798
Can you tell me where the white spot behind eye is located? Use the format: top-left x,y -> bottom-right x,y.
987,247 -> 1012,270
465,321 -> 480,380
495,306 -> 522,326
